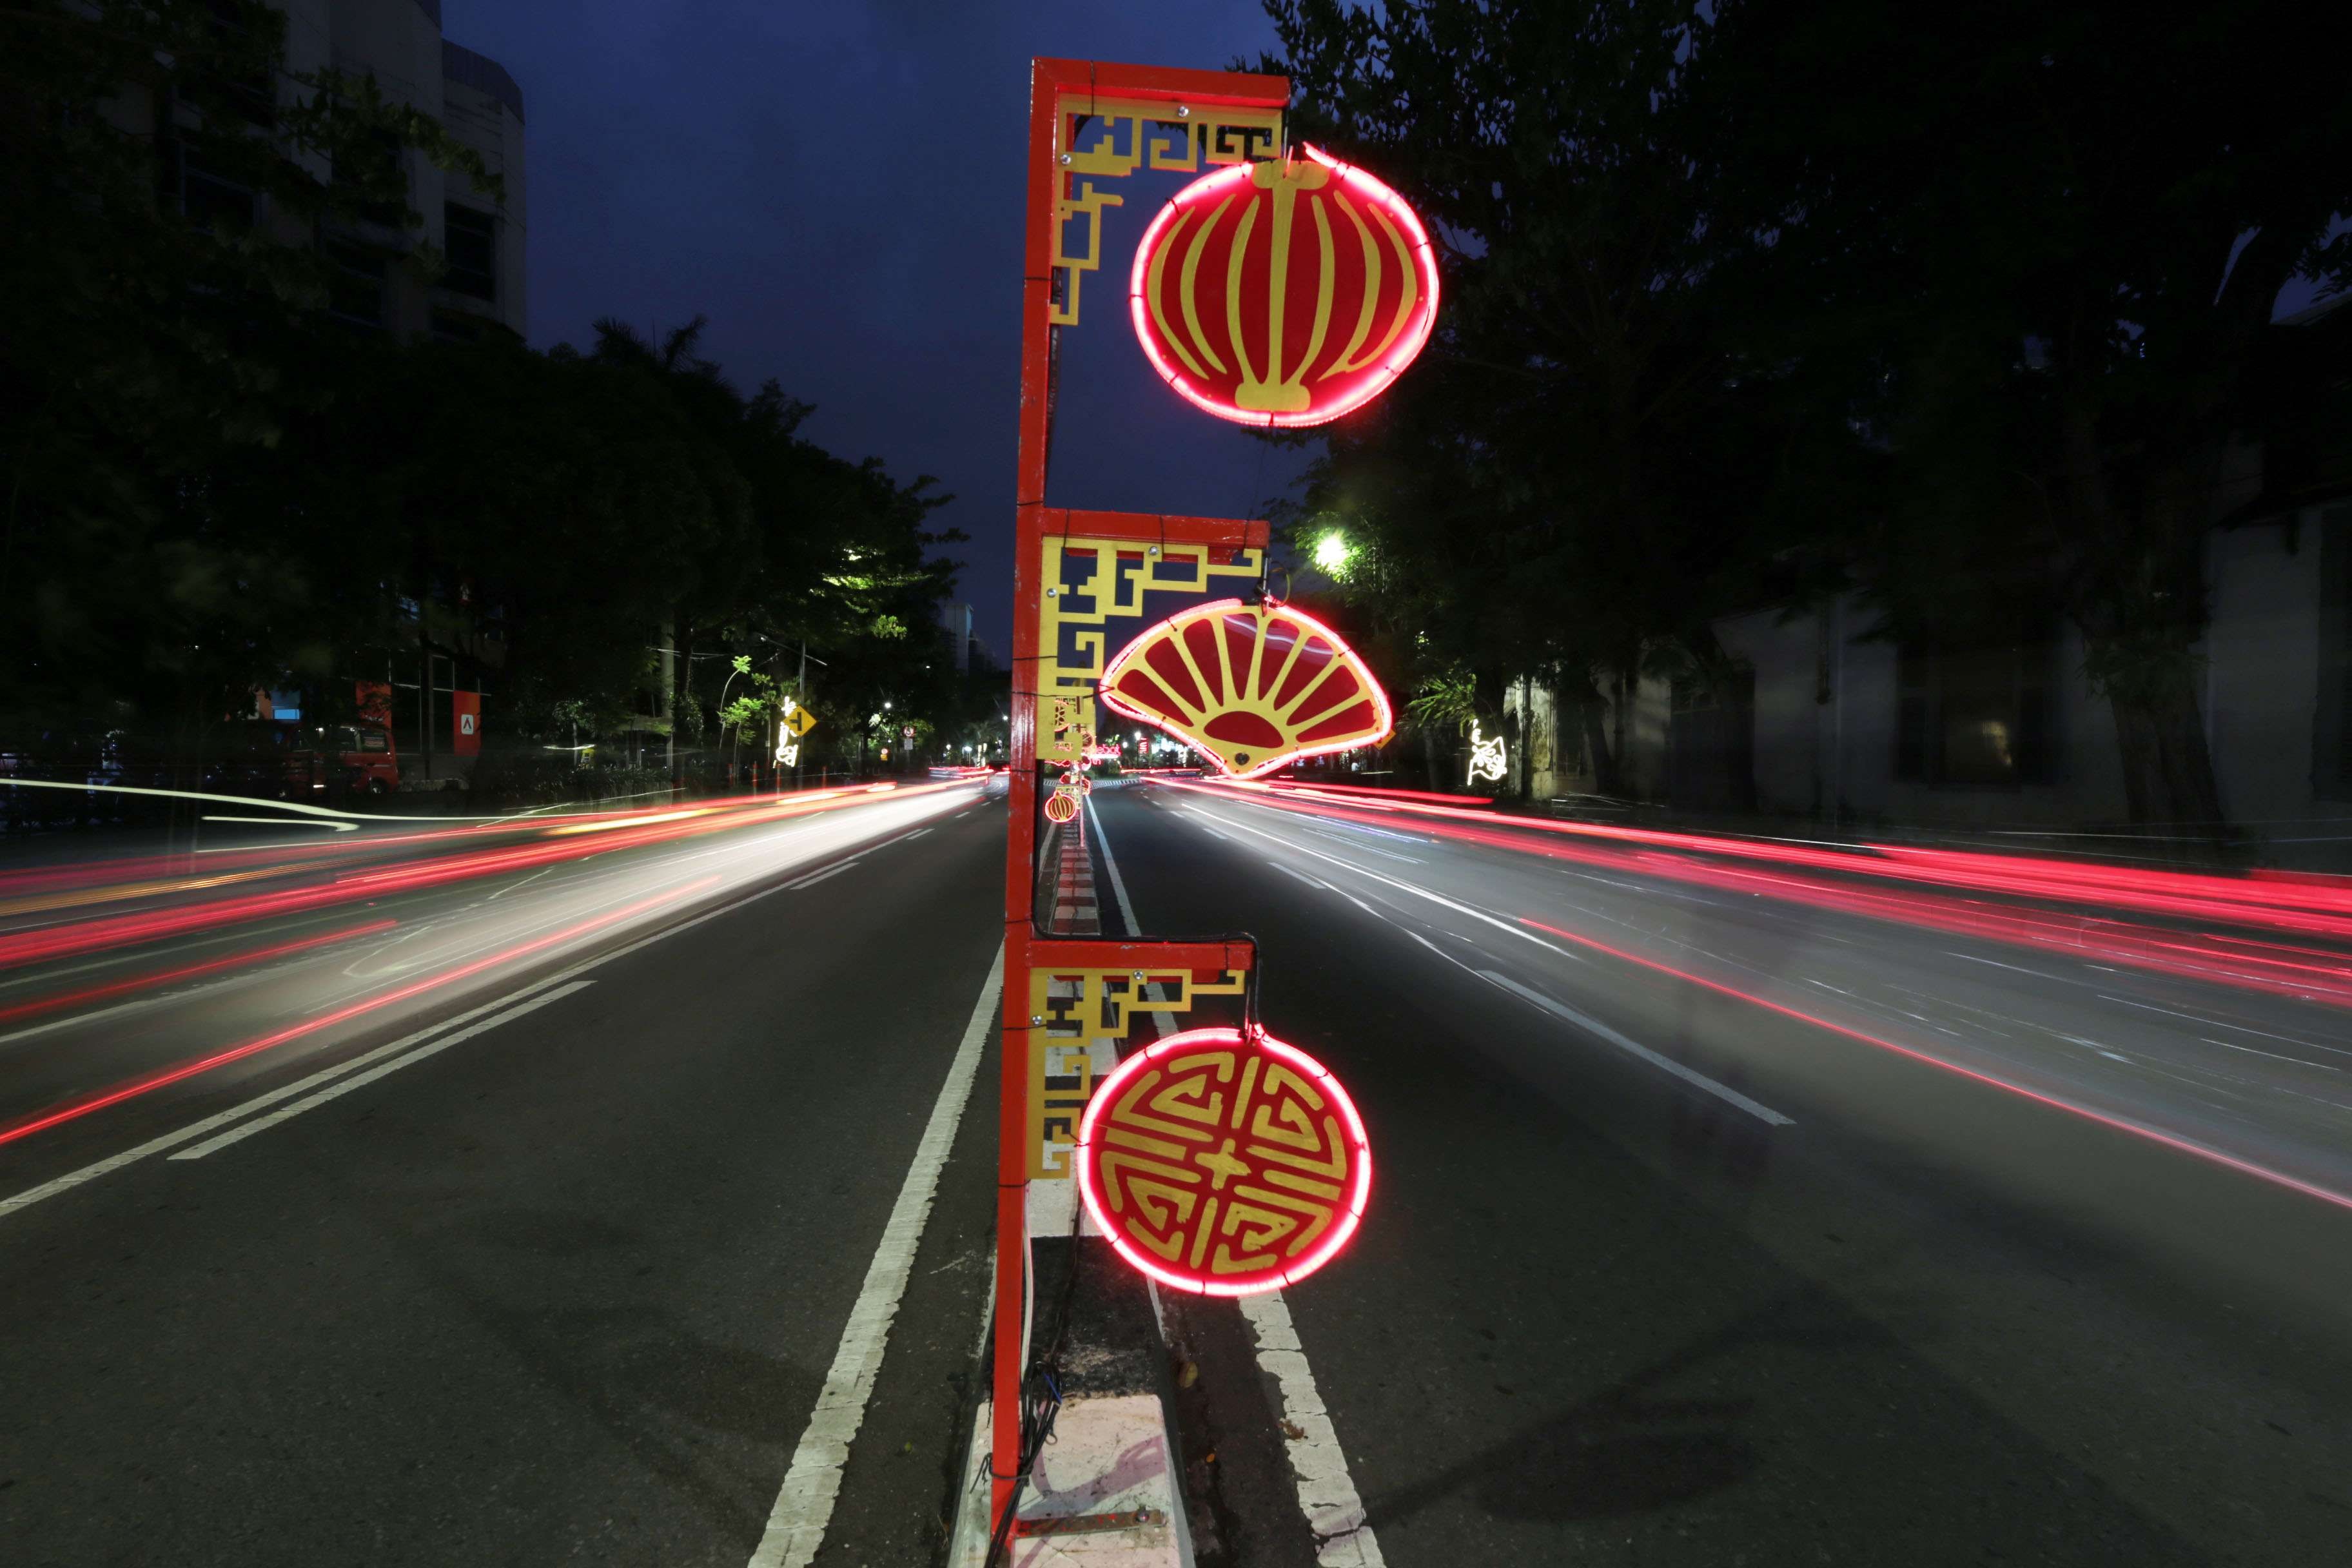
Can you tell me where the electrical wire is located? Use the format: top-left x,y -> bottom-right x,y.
981,1185 -> 1088,1565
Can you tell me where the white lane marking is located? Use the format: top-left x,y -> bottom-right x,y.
0,854 -> 842,1221
1092,794 -> 1387,1567
2057,1032 -> 2136,1064
2199,1037 -> 2344,1072
1477,970 -> 1796,1127
1187,801 -> 1581,963
2102,994 -> 2352,1059
783,861 -> 859,890
1302,827 -> 1423,864
1178,808 -> 1236,843
903,827 -> 932,841
484,866 -> 556,901
0,972 -> 578,1218
0,964 -> 290,1050
1945,951 -> 2070,981
169,982 -> 596,1159
1305,817 -> 1432,847
1086,798 -> 1177,1037
747,950 -> 1000,1568
1268,861 -> 1333,892
0,921 -> 333,996
1239,1291 -> 1389,1567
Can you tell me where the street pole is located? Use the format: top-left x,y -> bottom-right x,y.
796,640 -> 807,793
990,59 -> 1289,1534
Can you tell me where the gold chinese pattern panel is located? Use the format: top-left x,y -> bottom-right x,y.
1034,536 -> 1263,765
1051,95 -> 1285,328
1027,963 -> 1247,1179
1086,1032 -> 1367,1292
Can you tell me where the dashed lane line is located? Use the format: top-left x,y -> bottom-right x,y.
1477,971 -> 1795,1127
169,981 -> 597,1159
1181,801 -> 1580,964
1091,796 -> 1387,1568
0,850 -> 856,1221
1268,861 -> 1333,892
783,861 -> 859,890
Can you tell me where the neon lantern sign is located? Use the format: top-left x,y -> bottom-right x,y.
1130,145 -> 1440,429
1077,1024 -> 1371,1297
1098,599 -> 1393,779
1466,723 -> 1506,785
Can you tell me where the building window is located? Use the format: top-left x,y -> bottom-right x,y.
199,0 -> 277,128
335,128 -> 408,227
442,204 -> 496,301
161,135 -> 257,233
324,240 -> 386,328
432,308 -> 490,344
1894,635 -> 2057,788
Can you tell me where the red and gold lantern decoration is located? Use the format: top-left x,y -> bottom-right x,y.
1077,1025 -> 1371,1297
1129,144 -> 1440,429
1098,598 -> 1392,779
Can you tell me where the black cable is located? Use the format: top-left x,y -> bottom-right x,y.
981,1188 -> 1088,1566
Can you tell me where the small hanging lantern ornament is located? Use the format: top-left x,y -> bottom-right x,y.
1130,145 -> 1440,429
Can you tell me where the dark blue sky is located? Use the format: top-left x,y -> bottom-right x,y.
441,1 -> 1313,656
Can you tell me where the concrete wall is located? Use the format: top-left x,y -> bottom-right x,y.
2206,516 -> 2323,827
1706,510 -> 2332,838
277,0 -> 526,340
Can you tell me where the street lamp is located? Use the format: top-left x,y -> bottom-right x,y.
1312,528 -> 1356,580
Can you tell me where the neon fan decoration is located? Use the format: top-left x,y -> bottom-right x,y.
1097,598 -> 1393,779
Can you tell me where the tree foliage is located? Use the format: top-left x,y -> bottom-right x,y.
1,4 -> 960,779
1262,0 -> 2352,825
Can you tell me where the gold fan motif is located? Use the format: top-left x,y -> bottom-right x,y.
1098,600 -> 1392,778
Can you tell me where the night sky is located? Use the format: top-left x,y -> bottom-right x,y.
440,1 -> 1313,658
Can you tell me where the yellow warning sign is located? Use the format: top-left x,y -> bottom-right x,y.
782,700 -> 818,738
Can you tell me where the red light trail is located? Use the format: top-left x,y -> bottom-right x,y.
1168,779 -> 2352,1008
0,877 -> 720,1151
1513,916 -> 2352,1217
0,920 -> 398,1028
0,781 -> 962,974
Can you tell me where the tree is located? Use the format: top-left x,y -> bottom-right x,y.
0,0 -> 494,756
1687,0 -> 2351,829
1260,0 -> 1810,797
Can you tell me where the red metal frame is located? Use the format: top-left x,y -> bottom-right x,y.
997,56 -> 1291,1527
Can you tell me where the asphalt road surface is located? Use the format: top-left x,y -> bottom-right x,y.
8,769 -> 2352,1566
1093,778 -> 2352,1567
0,780 -> 1009,1566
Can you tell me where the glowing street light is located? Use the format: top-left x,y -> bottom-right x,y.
1312,529 -> 1356,579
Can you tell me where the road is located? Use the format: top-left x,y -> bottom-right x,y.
7,767 -> 2352,1566
1092,777 -> 2352,1567
0,779 -> 1009,1566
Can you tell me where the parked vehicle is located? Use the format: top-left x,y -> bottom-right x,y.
323,721 -> 400,795
204,719 -> 399,799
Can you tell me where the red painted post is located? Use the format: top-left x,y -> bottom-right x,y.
994,57 -> 1061,1530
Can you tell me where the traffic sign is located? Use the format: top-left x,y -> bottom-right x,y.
782,700 -> 818,738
